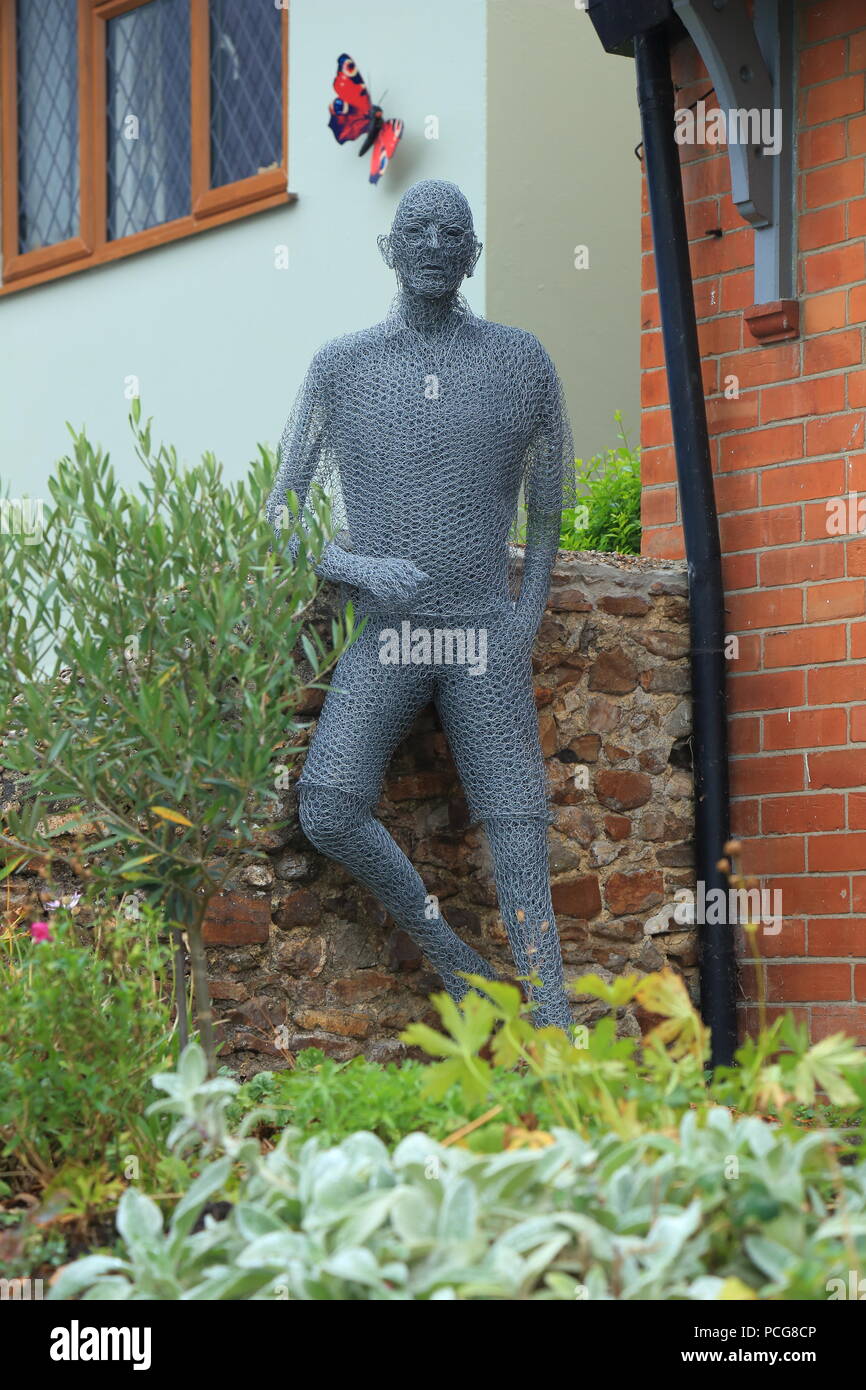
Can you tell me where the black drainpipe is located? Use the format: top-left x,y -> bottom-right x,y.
634,27 -> 737,1067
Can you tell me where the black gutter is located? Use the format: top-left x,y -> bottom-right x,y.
633,26 -> 736,1067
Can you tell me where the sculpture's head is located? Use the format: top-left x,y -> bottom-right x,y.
378,179 -> 482,297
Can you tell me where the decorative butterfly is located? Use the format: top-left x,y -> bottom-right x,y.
328,53 -> 404,185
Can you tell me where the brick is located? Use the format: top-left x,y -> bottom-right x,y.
763,707 -> 847,749
760,541 -> 844,586
720,270 -> 754,312
694,276 -> 722,317
728,669 -> 805,712
706,392 -> 759,433
798,123 -> 847,168
642,407 -> 673,448
810,1006 -> 866,1041
849,791 -> 866,827
719,423 -> 802,471
858,969 -> 866,1002
698,315 -> 742,356
642,525 -> 685,559
805,1 -> 866,43
851,113 -> 866,155
850,370 -> 866,407
799,38 -> 848,86
806,578 -> 865,620
202,892 -> 271,946
849,284 -> 866,323
641,331 -> 665,370
803,328 -> 864,376
720,342 -> 800,389
851,197 -> 866,237
720,505 -> 801,551
689,227 -> 753,280
810,748 -> 866,787
730,796 -> 760,837
729,754 -> 804,795
642,485 -> 677,526
722,552 -> 757,590
725,631 -> 761,671
802,290 -> 847,334
805,411 -> 864,455
766,625 -> 847,667
726,587 -> 802,632
741,835 -> 806,874
809,662 -> 866,701
808,918 -> 865,955
763,794 -> 846,833
854,877 -> 866,912
852,705 -> 866,740
761,377 -> 846,422
714,471 -> 758,513
810,833 -> 866,871
803,242 -> 866,292
802,75 -> 865,126
854,623 -> 866,657
761,962 -> 851,1003
798,202 -> 847,250
642,445 -> 676,486
803,159 -> 865,210
771,874 -> 851,915
763,456 -> 845,504
853,31 -> 866,70
642,368 -> 668,408
604,870 -> 664,915
729,715 -> 761,754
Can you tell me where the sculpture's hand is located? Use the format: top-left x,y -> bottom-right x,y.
322,547 -> 429,605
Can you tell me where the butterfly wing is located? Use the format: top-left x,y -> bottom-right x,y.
328,53 -> 374,144
369,118 -> 403,184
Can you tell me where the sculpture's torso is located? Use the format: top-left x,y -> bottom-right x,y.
313,312 -> 552,618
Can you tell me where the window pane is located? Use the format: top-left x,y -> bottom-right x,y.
209,0 -> 282,188
16,0 -> 79,254
106,0 -> 191,241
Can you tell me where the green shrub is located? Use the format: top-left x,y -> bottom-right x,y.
560,413 -> 642,555
0,408 -> 354,1074
50,972 -> 866,1301
0,906 -> 174,1184
50,1040 -> 866,1302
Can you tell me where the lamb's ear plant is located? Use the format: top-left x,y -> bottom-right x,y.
0,404 -> 354,1075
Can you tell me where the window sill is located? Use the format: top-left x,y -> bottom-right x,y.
0,187 -> 298,299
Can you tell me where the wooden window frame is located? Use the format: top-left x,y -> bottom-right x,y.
0,0 -> 293,296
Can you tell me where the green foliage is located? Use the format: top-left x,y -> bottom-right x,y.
560,413 -> 642,555
50,1037 -> 866,1302
0,906 -> 174,1183
227,1049 -> 548,1149
403,970 -> 866,1145
0,409 -> 354,1071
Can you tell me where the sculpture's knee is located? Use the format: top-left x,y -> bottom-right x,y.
298,785 -> 366,854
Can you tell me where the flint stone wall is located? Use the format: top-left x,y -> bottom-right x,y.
4,551 -> 696,1074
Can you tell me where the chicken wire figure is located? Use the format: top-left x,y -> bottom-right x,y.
266,179 -> 576,1030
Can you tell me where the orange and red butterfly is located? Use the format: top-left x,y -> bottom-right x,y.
328,53 -> 404,185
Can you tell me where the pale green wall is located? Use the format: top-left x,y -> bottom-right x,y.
0,0 -> 487,498
485,0 -> 641,460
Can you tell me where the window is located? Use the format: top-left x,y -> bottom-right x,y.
0,0 -> 291,294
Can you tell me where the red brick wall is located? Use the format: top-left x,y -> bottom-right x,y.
640,0 -> 866,1040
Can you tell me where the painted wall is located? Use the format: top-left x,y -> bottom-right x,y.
486,0 -> 642,460
0,0 -> 488,498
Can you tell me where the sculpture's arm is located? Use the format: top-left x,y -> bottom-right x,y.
266,354 -> 427,605
514,347 -> 575,636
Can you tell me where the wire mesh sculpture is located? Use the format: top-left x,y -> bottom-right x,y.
267,179 -> 576,1030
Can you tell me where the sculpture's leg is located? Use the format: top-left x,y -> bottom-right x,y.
298,784 -> 496,1001
482,816 -> 572,1032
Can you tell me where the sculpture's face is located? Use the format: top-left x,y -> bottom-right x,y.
387,182 -> 479,298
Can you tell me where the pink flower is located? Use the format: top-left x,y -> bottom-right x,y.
29,921 -> 53,943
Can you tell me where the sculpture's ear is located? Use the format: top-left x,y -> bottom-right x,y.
465,236 -> 483,279
378,233 -> 395,269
